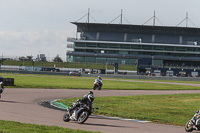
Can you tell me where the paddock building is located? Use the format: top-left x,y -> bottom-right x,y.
67,22 -> 200,77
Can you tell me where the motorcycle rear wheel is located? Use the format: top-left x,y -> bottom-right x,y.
77,111 -> 89,124
98,87 -> 101,90
63,112 -> 70,122
185,120 -> 194,132
93,85 -> 96,90
93,85 -> 99,90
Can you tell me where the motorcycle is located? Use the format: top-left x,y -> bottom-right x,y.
63,100 -> 98,124
0,82 -> 4,99
93,79 -> 102,90
185,110 -> 200,132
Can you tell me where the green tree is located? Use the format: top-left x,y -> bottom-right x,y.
53,54 -> 63,62
27,55 -> 33,61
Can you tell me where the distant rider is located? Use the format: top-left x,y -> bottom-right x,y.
96,76 -> 103,90
68,91 -> 95,115
0,82 -> 4,99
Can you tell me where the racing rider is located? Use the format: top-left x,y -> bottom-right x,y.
0,82 -> 4,99
68,91 -> 95,115
96,76 -> 103,89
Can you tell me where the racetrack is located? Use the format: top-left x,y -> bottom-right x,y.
1,88 -> 200,133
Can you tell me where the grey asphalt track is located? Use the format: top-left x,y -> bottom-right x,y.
1,88 -> 200,133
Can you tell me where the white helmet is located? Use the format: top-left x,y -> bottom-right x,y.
88,94 -> 94,102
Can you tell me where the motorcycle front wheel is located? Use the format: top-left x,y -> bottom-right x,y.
63,112 -> 70,122
185,120 -> 194,132
77,111 -> 89,124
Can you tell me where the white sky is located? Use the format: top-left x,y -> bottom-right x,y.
0,0 -> 200,61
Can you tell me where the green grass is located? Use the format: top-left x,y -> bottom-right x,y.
59,93 -> 200,126
1,73 -> 200,90
1,73 -> 200,128
0,120 -> 100,133
2,60 -> 137,71
1,73 -> 200,131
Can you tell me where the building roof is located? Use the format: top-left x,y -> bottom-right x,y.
72,22 -> 200,36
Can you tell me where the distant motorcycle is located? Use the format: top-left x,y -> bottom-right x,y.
93,79 -> 102,90
0,82 -> 4,99
185,110 -> 200,132
63,100 -> 98,124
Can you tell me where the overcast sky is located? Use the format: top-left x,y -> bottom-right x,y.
0,0 -> 200,61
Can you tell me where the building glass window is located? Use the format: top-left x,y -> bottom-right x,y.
121,44 -> 130,49
109,44 -> 120,48
85,57 -> 96,63
142,45 -> 152,50
154,46 -> 163,50
86,43 -> 97,47
98,44 -> 108,48
164,46 -> 174,51
131,45 -> 141,49
75,43 -> 85,47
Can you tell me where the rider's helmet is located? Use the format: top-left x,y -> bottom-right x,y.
0,82 -> 3,88
88,91 -> 94,102
88,91 -> 93,94
98,76 -> 102,80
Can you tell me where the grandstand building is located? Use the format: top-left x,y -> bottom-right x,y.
67,22 -> 200,77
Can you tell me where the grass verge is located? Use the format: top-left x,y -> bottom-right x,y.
58,93 -> 200,126
3,60 -> 137,71
1,73 -> 200,90
0,120 -> 100,133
